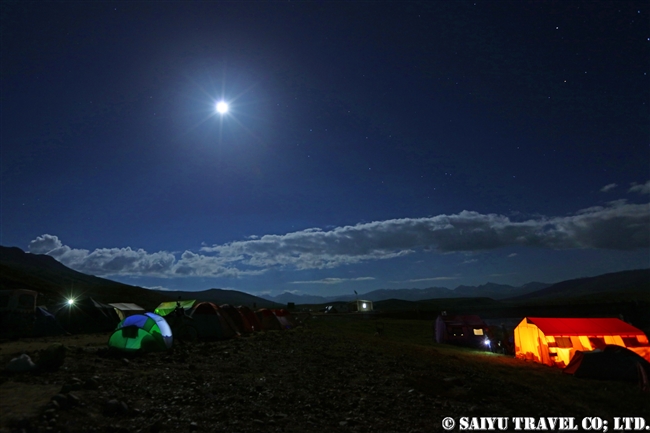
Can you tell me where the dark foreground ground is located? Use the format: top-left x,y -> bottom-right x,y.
1,317 -> 648,433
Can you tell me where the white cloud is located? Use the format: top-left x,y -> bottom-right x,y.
145,285 -> 173,291
27,234 -> 258,279
29,200 -> 650,278
507,253 -> 518,258
202,200 -> 649,267
600,183 -> 617,192
629,180 -> 650,195
290,277 -> 375,285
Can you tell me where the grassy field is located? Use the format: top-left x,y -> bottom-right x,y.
306,315 -> 650,419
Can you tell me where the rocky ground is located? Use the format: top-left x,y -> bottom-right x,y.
1,320 -> 648,433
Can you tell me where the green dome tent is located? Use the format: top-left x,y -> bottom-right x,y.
108,313 -> 172,352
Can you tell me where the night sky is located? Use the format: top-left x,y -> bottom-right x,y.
2,1 -> 648,297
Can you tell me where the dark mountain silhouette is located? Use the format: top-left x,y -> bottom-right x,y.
270,292 -> 334,305
507,269 -> 650,302
263,281 -> 550,304
452,282 -> 549,299
0,245 -> 280,310
0,246 -> 167,309
151,288 -> 282,309
3,245 -> 647,313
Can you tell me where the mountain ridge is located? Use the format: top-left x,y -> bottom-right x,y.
263,281 -> 551,304
2,245 -> 647,309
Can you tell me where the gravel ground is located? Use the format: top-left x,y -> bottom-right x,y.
2,322 -> 648,433
0,325 -> 498,433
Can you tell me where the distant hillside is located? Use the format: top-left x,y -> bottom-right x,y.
152,288 -> 282,309
264,281 -> 550,304
508,269 -> 650,302
0,246 -> 167,309
269,292 -> 335,305
453,282 -> 550,299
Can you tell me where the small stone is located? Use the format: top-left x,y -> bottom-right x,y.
67,393 -> 80,407
84,377 -> 100,390
37,344 -> 66,372
5,354 -> 36,372
149,419 -> 164,433
51,394 -> 68,409
189,421 -> 198,431
104,399 -> 128,416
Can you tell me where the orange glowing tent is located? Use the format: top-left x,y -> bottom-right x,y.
514,317 -> 650,368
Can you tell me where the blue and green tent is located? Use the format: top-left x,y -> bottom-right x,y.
108,313 -> 173,352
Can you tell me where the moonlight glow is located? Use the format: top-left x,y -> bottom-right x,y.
216,101 -> 229,114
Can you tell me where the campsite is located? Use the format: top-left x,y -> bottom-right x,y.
1,315 -> 649,433
1,247 -> 649,432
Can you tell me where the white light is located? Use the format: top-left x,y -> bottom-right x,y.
67,299 -> 74,305
216,101 -> 229,114
362,303 -> 367,309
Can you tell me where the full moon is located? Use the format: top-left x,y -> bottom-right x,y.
216,101 -> 229,114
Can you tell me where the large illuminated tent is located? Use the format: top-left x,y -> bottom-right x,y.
189,302 -> 238,340
55,297 -> 121,334
514,317 -> 650,367
108,313 -> 172,352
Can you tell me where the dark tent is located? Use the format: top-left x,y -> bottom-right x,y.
237,306 -> 262,332
221,304 -> 252,334
272,309 -> 296,329
0,289 -> 38,338
255,308 -> 283,331
435,314 -> 489,349
563,345 -> 650,384
54,297 -> 121,334
34,307 -> 66,336
189,302 -> 238,340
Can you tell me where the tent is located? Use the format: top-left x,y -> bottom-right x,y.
189,302 -> 238,340
0,289 -> 38,338
54,297 -> 121,334
237,306 -> 262,332
220,304 -> 253,334
33,307 -> 66,337
255,308 -> 283,331
272,309 -> 296,329
109,303 -> 145,321
514,317 -> 650,367
108,313 -> 172,352
435,314 -> 489,348
563,345 -> 650,384
154,300 -> 196,317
